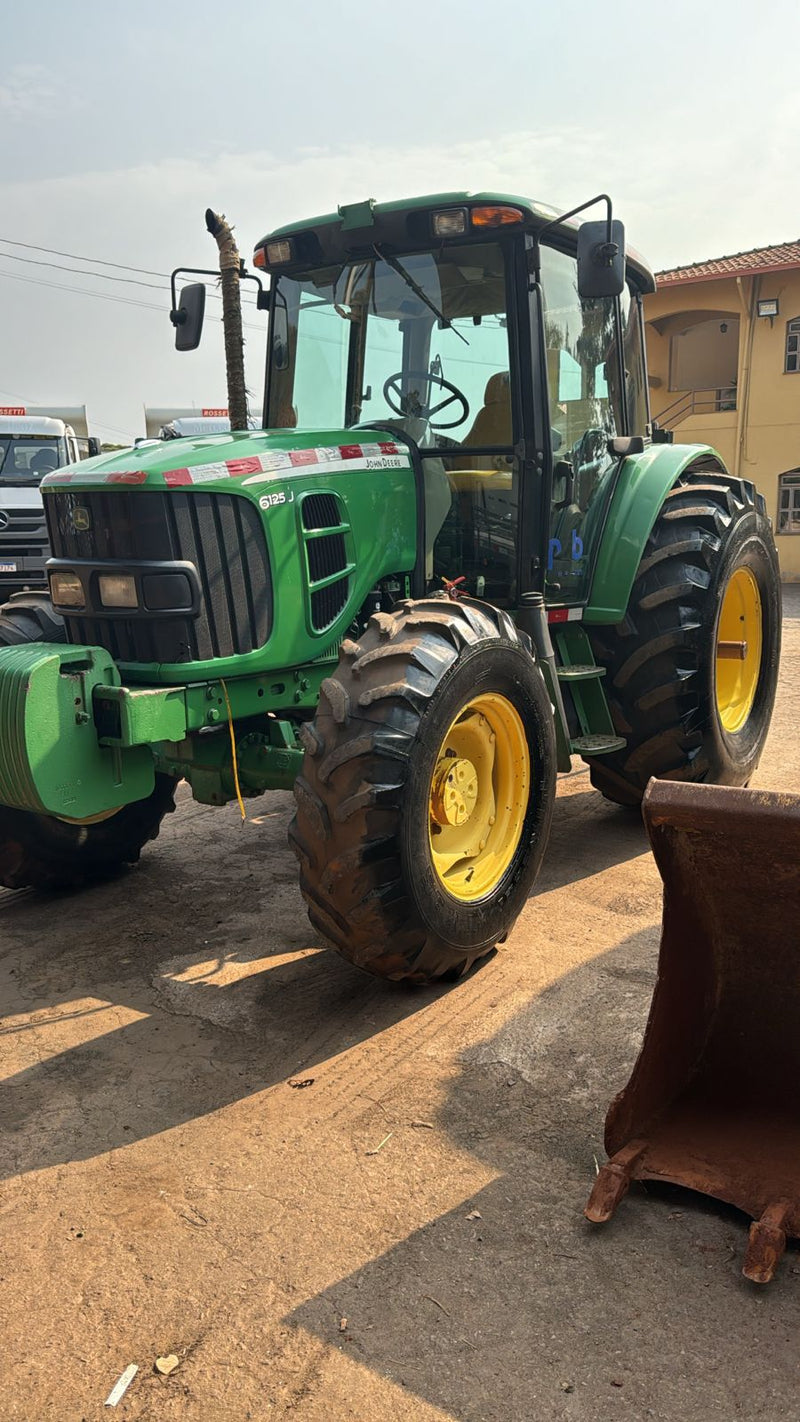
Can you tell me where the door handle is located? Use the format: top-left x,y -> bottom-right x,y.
553,459 -> 575,509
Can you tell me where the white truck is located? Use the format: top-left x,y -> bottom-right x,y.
143,406 -> 232,440
0,406 -> 100,597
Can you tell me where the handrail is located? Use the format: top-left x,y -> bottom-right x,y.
656,386 -> 737,428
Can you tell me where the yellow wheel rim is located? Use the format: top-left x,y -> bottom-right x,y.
715,566 -> 762,733
428,692 -> 530,902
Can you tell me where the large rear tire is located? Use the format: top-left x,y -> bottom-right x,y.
586,469 -> 781,806
289,598 -> 556,982
0,594 -> 177,890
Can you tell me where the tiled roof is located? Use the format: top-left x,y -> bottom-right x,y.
656,241 -> 800,286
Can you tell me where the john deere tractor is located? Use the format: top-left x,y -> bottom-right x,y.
0,192 -> 781,981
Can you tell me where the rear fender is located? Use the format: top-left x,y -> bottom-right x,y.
584,443 -> 726,625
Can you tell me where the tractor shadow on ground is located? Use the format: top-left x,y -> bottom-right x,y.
284,931 -> 800,1422
0,778 -> 651,1185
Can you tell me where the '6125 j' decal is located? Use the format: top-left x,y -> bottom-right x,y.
258,489 -> 294,510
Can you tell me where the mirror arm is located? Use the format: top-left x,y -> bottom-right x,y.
538,192 -> 614,248
169,264 -> 269,324
169,266 -> 218,325
530,193 -> 618,283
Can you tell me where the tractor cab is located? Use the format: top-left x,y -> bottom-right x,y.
256,193 -> 654,609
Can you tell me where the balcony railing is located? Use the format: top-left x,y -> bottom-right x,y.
656,386 -> 737,429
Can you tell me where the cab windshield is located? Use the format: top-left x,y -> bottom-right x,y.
267,242 -> 513,451
0,436 -> 64,484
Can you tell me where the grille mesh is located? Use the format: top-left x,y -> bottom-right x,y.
307,532 -> 347,584
311,580 -> 349,630
302,493 -> 341,530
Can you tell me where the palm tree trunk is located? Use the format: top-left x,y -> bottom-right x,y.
205,209 -> 248,432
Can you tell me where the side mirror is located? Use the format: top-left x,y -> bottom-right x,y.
171,282 -> 206,351
88,436 -> 102,457
577,219 -> 626,298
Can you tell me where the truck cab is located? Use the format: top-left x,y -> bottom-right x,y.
143,407 -> 231,441
141,407 -> 258,441
0,406 -> 99,597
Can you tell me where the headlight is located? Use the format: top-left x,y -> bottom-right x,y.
98,574 -> 138,608
266,239 -> 292,264
432,208 -> 467,237
49,571 -> 85,608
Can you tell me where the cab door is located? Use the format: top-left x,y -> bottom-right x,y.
539,243 -> 622,604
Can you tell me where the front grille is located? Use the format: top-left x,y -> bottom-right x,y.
0,505 -> 49,557
46,489 -> 272,663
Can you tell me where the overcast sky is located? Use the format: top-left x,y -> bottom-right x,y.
1,0 -> 798,442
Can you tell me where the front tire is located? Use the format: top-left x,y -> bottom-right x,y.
289,598 -> 556,982
0,778 -> 178,890
587,469 -> 781,806
0,590 -> 65,646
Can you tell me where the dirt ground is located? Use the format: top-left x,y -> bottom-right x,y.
2,590 -> 799,1422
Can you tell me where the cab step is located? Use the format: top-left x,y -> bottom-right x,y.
556,663 -> 606,682
552,623 -> 625,760
570,734 -> 627,756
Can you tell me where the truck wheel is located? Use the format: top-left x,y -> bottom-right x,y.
587,470 -> 781,806
0,590 -> 65,646
0,592 -> 176,889
289,598 -> 556,982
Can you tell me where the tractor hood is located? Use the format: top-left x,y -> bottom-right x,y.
38,426 -> 417,686
40,428 -> 412,492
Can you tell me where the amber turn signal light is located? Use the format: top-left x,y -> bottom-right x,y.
471,206 -> 524,228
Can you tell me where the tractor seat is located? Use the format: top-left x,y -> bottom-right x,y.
464,371 -> 511,448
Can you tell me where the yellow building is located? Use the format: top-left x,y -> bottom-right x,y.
644,241 -> 800,578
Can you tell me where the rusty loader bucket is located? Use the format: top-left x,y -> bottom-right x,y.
585,779 -> 800,1284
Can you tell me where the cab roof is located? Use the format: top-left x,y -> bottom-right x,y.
259,190 -> 656,294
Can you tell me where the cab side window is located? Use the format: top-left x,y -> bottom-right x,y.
540,243 -> 618,601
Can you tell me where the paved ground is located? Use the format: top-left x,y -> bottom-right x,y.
1,590 -> 799,1421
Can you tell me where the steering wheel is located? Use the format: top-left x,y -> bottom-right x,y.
383,370 -> 469,430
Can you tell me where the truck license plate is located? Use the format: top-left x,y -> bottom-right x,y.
0,562 -> 18,573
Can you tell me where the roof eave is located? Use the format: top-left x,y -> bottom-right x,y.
656,259 -> 800,287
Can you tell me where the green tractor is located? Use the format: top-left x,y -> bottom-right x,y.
0,192 -> 781,982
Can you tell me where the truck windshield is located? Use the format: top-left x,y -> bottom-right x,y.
0,436 -> 63,483
267,242 -> 513,449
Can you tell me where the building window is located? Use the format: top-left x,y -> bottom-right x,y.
787,318 -> 800,374
778,471 -> 800,533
